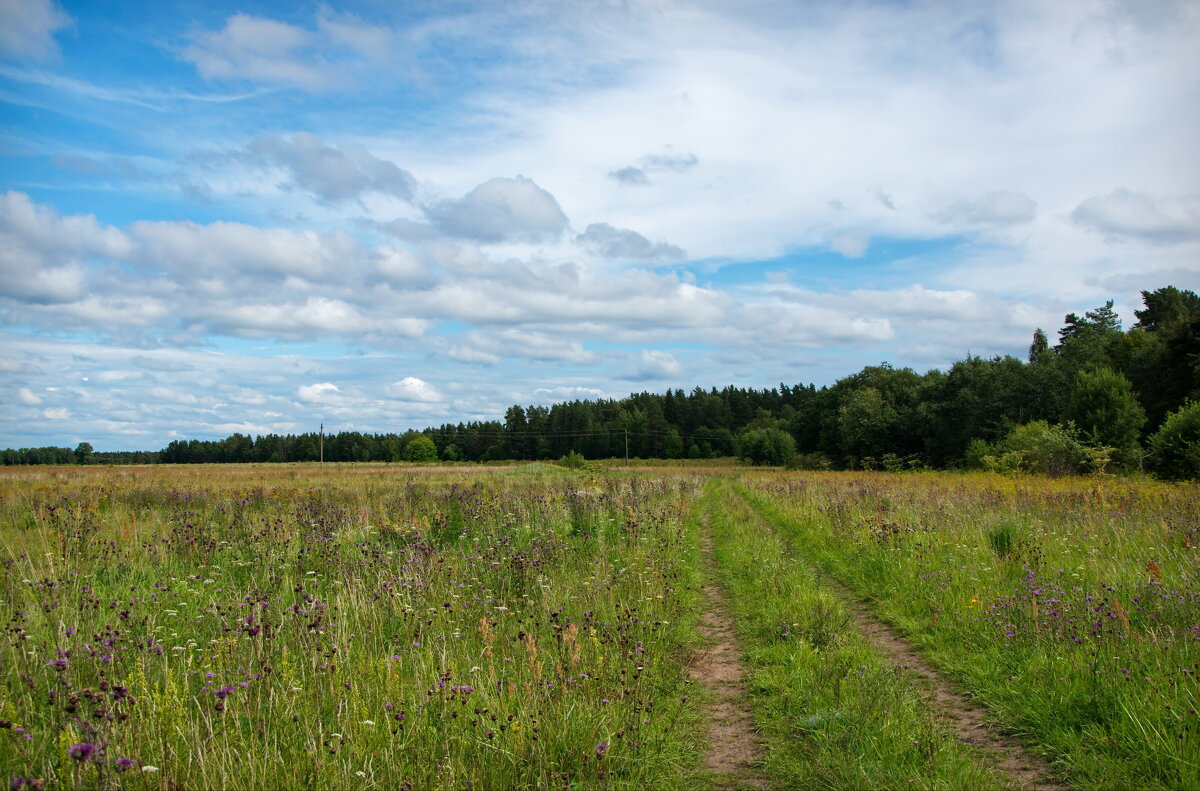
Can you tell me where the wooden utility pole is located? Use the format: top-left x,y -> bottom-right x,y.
319,423 -> 324,464
624,428 -> 629,461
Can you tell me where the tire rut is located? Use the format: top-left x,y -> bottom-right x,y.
690,520 -> 769,790
738,490 -> 1068,791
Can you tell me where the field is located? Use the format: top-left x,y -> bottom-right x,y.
0,463 -> 1196,790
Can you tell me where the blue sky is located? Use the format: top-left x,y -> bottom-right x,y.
2,0 -> 1198,450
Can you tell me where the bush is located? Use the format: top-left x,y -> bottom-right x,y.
985,421 -> 1105,476
737,427 -> 796,466
1147,401 -> 1200,481
786,452 -> 831,471
558,450 -> 587,469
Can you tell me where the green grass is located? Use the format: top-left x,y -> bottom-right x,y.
739,471 -> 1200,791
701,479 -> 1009,790
0,465 -> 710,790
2,464 -> 1195,790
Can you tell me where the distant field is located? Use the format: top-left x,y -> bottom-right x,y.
1,464 -> 1196,790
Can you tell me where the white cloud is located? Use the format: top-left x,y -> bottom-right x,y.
830,231 -> 869,259
130,219 -> 359,279
388,376 -> 441,402
181,14 -> 333,92
575,223 -> 685,260
0,0 -> 71,61
244,133 -> 416,203
16,387 -> 42,405
424,176 -> 568,243
441,344 -> 500,365
0,190 -> 131,303
1071,189 -> 1200,244
934,191 -> 1037,225
0,359 -> 43,374
625,350 -> 683,381
42,407 -> 68,419
297,382 -> 344,404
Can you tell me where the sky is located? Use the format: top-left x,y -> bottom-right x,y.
1,0 -> 1198,451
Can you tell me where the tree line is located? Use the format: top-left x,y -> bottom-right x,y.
5,286 -> 1198,479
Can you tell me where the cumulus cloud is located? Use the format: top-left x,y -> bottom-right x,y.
424,176 -> 568,243
373,245 -> 431,287
194,297 -> 428,340
533,386 -> 610,401
297,382 -> 346,405
0,0 -> 71,61
388,376 -> 441,402
934,191 -> 1037,225
624,350 -> 683,381
42,407 -> 68,420
0,191 -> 130,303
129,219 -> 360,279
244,133 -> 416,203
1071,189 -> 1200,244
575,223 -> 685,260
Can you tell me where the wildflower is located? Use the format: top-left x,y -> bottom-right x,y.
114,759 -> 133,772
595,742 -> 609,757
362,720 -> 375,726
141,766 -> 159,773
68,743 -> 102,762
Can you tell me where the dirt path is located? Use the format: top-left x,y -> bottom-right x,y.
735,493 -> 1067,791
834,585 -> 1067,791
689,524 -> 769,790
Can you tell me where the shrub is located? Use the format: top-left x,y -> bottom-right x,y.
1147,401 -> 1200,481
558,450 -> 587,469
787,452 -> 831,471
737,427 -> 796,466
986,421 -> 1101,476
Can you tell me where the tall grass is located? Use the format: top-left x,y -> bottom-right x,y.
0,464 -> 708,790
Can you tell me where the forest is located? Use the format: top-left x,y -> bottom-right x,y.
5,286 -> 1199,479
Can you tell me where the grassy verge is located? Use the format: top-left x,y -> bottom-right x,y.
739,471 -> 1200,791
702,479 -> 1008,790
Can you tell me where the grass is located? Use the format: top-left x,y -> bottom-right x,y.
739,470 -> 1200,791
1,463 -> 1195,789
700,478 -> 1009,790
0,464 -> 710,790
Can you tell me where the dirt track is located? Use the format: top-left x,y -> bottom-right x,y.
690,522 -> 769,790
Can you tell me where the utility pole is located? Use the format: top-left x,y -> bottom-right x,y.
624,428 -> 629,461
319,423 -> 324,464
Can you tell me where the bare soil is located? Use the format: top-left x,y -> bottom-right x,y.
689,528 -> 769,790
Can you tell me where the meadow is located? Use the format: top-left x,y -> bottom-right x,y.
0,463 -> 1196,790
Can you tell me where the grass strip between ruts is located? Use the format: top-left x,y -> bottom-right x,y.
702,478 -> 1009,791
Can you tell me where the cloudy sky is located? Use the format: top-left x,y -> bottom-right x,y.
1,0 -> 1198,450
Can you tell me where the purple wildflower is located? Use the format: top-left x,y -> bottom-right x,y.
67,743 -> 101,762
